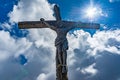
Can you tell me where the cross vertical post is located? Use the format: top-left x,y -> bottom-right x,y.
18,4 -> 100,80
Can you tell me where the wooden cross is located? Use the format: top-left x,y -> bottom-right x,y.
18,4 -> 100,80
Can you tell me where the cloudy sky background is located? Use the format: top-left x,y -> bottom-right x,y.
0,0 -> 120,80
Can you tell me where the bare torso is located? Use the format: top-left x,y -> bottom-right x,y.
55,27 -> 68,47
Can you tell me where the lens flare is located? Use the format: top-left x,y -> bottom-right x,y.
82,5 -> 106,22
85,7 -> 97,19
81,0 -> 107,21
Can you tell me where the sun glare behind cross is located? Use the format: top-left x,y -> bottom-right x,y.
83,4 -> 107,22
85,7 -> 97,19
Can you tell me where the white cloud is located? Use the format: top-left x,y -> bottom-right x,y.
0,29 -> 56,80
36,73 -> 47,80
0,30 -> 32,61
87,30 -> 120,55
67,29 -> 120,80
81,63 -> 97,75
8,0 -> 55,23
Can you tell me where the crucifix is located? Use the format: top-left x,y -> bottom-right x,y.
18,4 -> 100,80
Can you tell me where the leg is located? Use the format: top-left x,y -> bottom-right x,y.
57,45 -> 62,65
63,50 -> 67,65
62,50 -> 67,73
62,40 -> 68,73
56,46 -> 63,80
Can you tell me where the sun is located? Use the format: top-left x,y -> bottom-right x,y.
85,7 -> 97,19
80,0 -> 108,22
84,6 -> 100,22
82,5 -> 107,22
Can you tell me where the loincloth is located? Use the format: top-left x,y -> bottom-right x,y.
55,38 -> 68,51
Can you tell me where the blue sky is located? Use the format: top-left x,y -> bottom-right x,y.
48,0 -> 120,25
0,0 -> 120,25
0,0 -> 120,80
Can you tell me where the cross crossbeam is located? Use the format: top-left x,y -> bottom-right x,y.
18,4 -> 100,80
